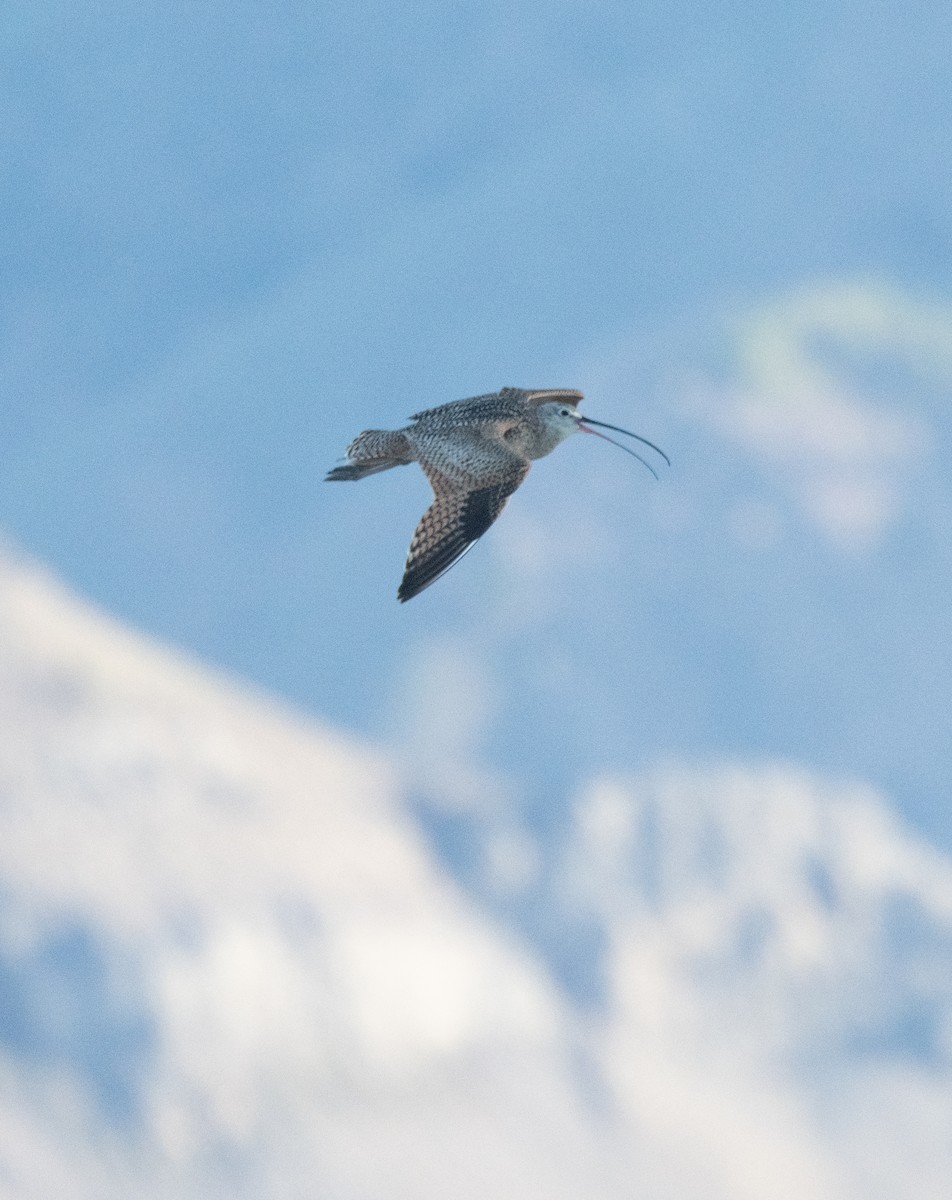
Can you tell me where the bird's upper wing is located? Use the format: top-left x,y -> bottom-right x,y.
522,388 -> 584,408
397,446 -> 529,602
409,388 -> 583,424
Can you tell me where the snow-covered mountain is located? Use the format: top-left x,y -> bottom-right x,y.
1,548 -> 950,1199
567,763 -> 952,1200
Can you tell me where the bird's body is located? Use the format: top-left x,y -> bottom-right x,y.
326,386 -> 667,602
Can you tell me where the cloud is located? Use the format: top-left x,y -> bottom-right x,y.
382,633 -> 518,816
697,282 -> 940,550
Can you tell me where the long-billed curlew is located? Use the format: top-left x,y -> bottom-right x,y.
326,387 -> 669,602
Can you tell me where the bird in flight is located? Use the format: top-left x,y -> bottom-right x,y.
326,387 -> 669,602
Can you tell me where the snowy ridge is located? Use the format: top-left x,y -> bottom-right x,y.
0,549 -> 950,1198
0,551 -> 698,1198
569,764 -> 952,1200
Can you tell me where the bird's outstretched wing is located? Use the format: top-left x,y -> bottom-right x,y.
397,463 -> 529,602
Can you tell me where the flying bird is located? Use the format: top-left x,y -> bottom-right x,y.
326,387 -> 669,602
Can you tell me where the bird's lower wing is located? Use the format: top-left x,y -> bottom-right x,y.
397,465 -> 529,602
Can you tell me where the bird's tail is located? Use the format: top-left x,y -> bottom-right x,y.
325,429 -> 414,481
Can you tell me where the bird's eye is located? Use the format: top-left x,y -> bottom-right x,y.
560,408 -> 570,416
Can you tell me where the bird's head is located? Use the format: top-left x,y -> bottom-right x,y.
537,398 -> 671,478
537,398 -> 586,443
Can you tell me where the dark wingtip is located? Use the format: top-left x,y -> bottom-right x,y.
396,571 -> 428,603
397,568 -> 423,602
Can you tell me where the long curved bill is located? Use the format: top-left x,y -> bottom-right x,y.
576,416 -> 671,478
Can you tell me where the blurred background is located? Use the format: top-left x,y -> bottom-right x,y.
3,2 -> 952,1196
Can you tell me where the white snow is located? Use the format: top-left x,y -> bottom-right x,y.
0,550 -> 949,1198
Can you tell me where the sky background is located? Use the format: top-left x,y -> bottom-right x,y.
7,1 -> 951,814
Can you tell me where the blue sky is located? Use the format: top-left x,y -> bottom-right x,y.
3,0 -> 952,847
8,0 -> 952,384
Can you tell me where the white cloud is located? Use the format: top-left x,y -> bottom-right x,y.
575,280 -> 942,553
384,636 -> 495,762
695,282 -> 941,550
382,633 -> 519,818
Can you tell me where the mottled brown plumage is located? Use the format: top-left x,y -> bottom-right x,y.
326,386 -> 668,601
